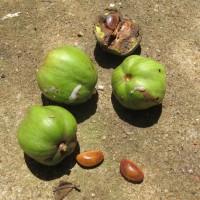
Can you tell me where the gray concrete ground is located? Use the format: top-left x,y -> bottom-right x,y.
0,0 -> 199,199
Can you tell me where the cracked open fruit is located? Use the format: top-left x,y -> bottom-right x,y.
94,10 -> 141,56
17,105 -> 77,166
37,45 -> 98,105
111,55 -> 166,110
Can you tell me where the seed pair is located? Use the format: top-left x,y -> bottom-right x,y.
76,151 -> 144,183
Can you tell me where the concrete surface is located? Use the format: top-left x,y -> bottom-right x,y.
0,0 -> 199,199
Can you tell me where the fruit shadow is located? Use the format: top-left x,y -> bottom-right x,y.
24,142 -> 80,181
111,93 -> 162,128
93,43 -> 141,69
41,92 -> 99,124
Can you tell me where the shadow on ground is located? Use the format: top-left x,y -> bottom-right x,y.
111,93 -> 162,127
93,43 -> 142,69
41,92 -> 99,123
24,143 -> 80,181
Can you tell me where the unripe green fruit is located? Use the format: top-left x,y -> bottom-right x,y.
37,45 -> 98,104
17,105 -> 77,166
111,55 -> 166,110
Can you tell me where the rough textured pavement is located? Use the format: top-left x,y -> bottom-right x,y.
1,0 -> 200,199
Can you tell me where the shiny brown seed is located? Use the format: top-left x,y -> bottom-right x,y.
120,158 -> 144,183
106,13 -> 119,31
76,150 -> 104,167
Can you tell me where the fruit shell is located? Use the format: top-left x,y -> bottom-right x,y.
94,10 -> 141,56
17,105 -> 77,166
37,45 -> 98,105
111,55 -> 166,110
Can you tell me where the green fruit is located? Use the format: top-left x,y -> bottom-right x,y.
17,105 -> 77,166
37,45 -> 98,104
111,55 -> 166,110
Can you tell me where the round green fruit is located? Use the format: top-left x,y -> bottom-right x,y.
111,55 -> 166,110
17,105 -> 77,166
37,45 -> 98,104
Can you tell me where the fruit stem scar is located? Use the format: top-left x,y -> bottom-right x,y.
58,143 -> 67,152
124,74 -> 132,82
69,84 -> 82,101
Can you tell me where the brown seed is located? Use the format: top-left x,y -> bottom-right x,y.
120,158 -> 144,183
76,150 -> 104,167
106,13 -> 119,31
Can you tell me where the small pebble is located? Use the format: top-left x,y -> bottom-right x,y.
91,193 -> 96,197
1,74 -> 5,78
109,3 -> 115,7
102,136 -> 106,140
77,31 -> 83,37
97,84 -> 104,91
188,169 -> 193,174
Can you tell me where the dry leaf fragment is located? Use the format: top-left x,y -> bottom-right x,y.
53,180 -> 80,200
